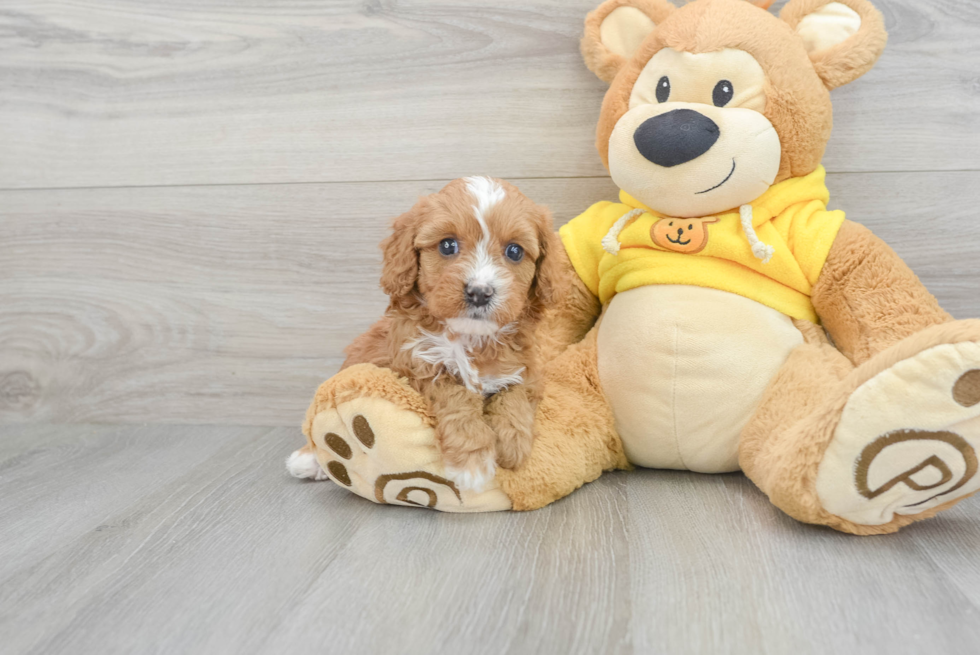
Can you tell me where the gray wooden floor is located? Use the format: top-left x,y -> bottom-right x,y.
2,423 -> 980,654
2,0 -> 980,653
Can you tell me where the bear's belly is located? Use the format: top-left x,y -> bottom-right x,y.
597,285 -> 804,473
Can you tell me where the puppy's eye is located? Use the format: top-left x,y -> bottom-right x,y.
713,80 -> 733,107
656,76 -> 670,103
504,243 -> 524,262
438,238 -> 459,256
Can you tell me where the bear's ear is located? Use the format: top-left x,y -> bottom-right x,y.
781,0 -> 888,90
581,0 -> 676,84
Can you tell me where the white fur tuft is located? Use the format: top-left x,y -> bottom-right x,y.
406,328 -> 482,392
286,449 -> 328,480
479,369 -> 525,395
445,453 -> 497,492
463,176 -> 510,314
446,317 -> 501,337
464,176 -> 506,231
405,322 -> 522,395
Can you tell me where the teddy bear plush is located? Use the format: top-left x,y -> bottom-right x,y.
290,0 -> 980,534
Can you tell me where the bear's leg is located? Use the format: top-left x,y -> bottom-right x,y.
293,326 -> 627,512
739,323 -> 855,525
294,362 -> 513,512
812,220 -> 953,363
496,326 -> 630,510
741,320 -> 980,534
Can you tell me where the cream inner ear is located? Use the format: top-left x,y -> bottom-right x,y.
796,2 -> 862,54
600,6 -> 657,58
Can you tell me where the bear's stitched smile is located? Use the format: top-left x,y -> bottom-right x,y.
666,233 -> 691,246
695,158 -> 737,195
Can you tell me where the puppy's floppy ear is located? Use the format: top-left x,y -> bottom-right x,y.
581,0 -> 675,84
379,199 -> 425,298
529,207 -> 565,307
781,0 -> 887,90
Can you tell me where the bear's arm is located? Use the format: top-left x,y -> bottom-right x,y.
812,220 -> 951,366
533,236 -> 602,363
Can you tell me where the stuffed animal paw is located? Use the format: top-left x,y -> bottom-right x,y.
289,364 -> 512,512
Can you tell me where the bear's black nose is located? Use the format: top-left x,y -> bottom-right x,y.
633,109 -> 720,168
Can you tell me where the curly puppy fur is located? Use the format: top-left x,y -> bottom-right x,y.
343,177 -> 566,490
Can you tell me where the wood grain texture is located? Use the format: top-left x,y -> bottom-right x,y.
3,172 -> 979,426
626,472 -> 980,653
2,0 -> 979,190
2,2 -> 979,653
1,423 -> 979,655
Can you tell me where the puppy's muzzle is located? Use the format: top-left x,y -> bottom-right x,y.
634,108 -> 720,168
465,283 -> 494,308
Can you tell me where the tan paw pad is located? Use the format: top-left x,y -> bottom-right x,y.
817,341 -> 980,525
309,396 -> 511,513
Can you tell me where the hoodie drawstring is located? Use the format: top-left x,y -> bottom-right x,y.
602,205 -> 775,265
601,209 -> 645,255
739,205 -> 775,264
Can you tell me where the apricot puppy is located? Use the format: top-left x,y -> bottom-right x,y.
343,177 -> 562,490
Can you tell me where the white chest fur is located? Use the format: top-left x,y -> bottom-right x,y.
406,328 -> 524,395
597,285 -> 804,473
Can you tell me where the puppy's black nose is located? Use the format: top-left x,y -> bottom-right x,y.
633,109 -> 720,168
465,283 -> 494,308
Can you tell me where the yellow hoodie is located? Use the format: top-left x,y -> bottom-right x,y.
559,166 -> 844,323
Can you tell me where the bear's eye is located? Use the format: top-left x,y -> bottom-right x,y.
504,243 -> 524,262
438,238 -> 459,256
713,80 -> 733,107
656,76 -> 671,103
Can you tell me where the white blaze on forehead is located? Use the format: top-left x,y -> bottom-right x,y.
462,176 -> 508,297
468,243 -> 498,289
464,176 -> 506,239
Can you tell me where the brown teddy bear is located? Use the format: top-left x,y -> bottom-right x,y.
288,0 -> 980,535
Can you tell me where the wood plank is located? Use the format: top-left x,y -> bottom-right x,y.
0,424 -> 633,655
625,470 -> 980,653
0,423 -> 272,581
0,424 -> 363,654
2,172 -> 979,426
1,0 -> 978,190
1,423 -> 979,654
910,499 -> 980,611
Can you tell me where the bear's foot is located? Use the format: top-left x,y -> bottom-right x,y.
816,329 -> 980,528
293,364 -> 511,513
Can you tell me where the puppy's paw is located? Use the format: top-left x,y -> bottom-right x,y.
487,395 -> 535,470
494,427 -> 533,470
445,450 -> 497,492
286,448 -> 329,481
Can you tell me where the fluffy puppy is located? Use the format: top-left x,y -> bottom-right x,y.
343,176 -> 562,490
